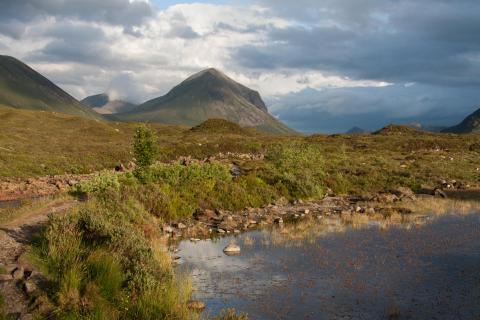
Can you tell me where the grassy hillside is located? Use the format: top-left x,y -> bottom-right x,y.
0,55 -> 102,120
112,69 -> 295,135
443,107 -> 480,133
81,93 -> 138,114
2,106 -> 480,196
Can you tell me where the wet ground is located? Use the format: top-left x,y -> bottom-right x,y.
177,213 -> 480,319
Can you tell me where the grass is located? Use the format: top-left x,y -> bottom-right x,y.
26,194 -> 194,319
2,106 -> 480,199
4,108 -> 480,319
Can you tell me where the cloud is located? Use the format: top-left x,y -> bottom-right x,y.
268,84 -> 480,133
0,0 -> 478,132
0,0 -> 153,32
240,0 -> 480,87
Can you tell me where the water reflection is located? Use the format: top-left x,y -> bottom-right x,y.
177,212 -> 480,319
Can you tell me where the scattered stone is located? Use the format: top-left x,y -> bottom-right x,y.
162,225 -> 174,233
187,300 -> 206,311
304,209 -> 310,214
24,280 -> 38,295
434,189 -> 447,199
176,223 -> 187,230
12,266 -> 24,280
274,217 -> 284,224
217,228 -> 226,234
0,274 -> 13,281
20,314 -> 34,320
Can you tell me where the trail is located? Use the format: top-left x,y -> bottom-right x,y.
0,199 -> 77,317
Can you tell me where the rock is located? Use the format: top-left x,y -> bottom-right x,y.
24,280 -> 38,295
304,209 -> 310,214
223,243 -> 241,254
274,217 -> 284,224
434,188 -> 447,198
12,266 -> 24,280
175,223 -> 187,230
376,193 -> 399,203
366,207 -> 376,215
187,300 -> 206,311
0,274 -> 13,281
230,164 -> 242,178
217,228 -> 226,234
162,225 -> 174,233
390,187 -> 415,199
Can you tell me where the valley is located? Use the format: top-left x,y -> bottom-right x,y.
0,56 -> 479,320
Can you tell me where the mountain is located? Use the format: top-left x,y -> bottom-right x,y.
346,126 -> 366,134
442,107 -> 480,133
0,55 -> 102,120
81,93 -> 137,114
111,68 -> 294,135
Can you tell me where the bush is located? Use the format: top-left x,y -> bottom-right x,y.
73,172 -> 120,198
133,125 -> 158,168
265,143 -> 325,199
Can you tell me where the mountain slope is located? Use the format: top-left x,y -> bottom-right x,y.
442,107 -> 480,133
112,68 -> 294,135
0,55 -> 102,120
346,126 -> 366,134
81,93 -> 137,114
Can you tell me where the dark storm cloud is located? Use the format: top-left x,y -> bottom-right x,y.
243,0 -> 480,87
26,23 -> 118,66
268,85 -> 480,133
0,0 -> 153,37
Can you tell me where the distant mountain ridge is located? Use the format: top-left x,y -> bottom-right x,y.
346,126 -> 366,134
111,68 -> 294,135
81,93 -> 137,114
443,107 -> 480,133
0,55 -> 101,120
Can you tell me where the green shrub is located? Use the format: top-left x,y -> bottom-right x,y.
73,172 -> 120,198
265,143 -> 325,199
133,125 -> 158,169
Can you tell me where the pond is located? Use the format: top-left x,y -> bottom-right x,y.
177,212 -> 480,319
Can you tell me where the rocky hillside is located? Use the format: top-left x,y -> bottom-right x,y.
0,55 -> 102,120
111,68 -> 294,135
443,107 -> 480,133
81,93 -> 137,114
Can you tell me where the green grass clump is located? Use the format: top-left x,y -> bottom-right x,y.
33,195 -> 192,319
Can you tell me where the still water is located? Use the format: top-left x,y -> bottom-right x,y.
177,213 -> 480,319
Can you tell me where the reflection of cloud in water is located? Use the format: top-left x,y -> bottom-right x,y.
176,213 -> 480,319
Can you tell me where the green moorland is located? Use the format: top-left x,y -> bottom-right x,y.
2,106 -> 480,319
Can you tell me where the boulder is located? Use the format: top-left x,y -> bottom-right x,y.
223,243 -> 241,254
434,188 -> 448,199
12,266 -> 24,280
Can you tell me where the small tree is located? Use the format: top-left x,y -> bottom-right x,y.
133,124 -> 158,170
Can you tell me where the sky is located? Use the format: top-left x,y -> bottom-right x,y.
1,0 -> 479,133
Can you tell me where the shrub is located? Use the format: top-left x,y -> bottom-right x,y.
265,143 -> 325,199
133,125 -> 158,168
73,172 -> 120,198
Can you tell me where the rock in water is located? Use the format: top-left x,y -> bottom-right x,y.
223,242 -> 241,255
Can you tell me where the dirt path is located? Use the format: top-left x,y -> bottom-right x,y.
0,199 -> 77,318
